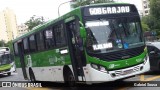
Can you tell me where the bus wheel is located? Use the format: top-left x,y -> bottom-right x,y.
7,72 -> 11,76
29,69 -> 36,82
64,69 -> 75,86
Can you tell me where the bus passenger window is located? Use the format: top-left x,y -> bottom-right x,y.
29,35 -> 36,52
45,29 -> 55,49
36,32 -> 45,51
54,24 -> 66,46
23,38 -> 29,54
14,43 -> 18,55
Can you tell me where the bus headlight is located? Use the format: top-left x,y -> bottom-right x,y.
91,63 -> 107,73
91,63 -> 99,70
99,66 -> 107,73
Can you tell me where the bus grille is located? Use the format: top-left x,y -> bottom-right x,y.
89,46 -> 145,61
114,65 -> 140,76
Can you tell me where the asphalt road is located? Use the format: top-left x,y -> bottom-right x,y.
1,69 -> 160,90
0,70 -> 27,90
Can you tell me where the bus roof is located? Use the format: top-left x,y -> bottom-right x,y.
13,2 -> 133,43
12,7 -> 82,43
80,2 -> 130,7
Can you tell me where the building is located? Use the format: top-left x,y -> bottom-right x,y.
0,8 -> 18,43
17,24 -> 28,37
141,0 -> 150,16
0,12 -> 8,42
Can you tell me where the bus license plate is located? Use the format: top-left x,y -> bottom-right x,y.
123,69 -> 133,75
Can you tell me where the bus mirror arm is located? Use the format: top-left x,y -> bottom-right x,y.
80,26 -> 86,38
79,21 -> 86,38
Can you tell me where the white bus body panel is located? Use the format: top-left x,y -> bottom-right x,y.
84,57 -> 150,83
31,66 -> 64,82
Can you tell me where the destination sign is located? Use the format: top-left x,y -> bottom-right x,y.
92,43 -> 113,50
89,6 -> 130,15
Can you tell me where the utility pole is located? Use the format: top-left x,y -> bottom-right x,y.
58,1 -> 73,17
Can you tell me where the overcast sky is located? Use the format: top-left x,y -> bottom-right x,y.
0,0 -> 142,25
119,0 -> 142,10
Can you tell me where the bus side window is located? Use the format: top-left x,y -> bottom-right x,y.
36,32 -> 45,51
54,24 -> 66,46
44,28 -> 55,49
14,43 -> 19,56
23,38 -> 29,54
29,35 -> 37,52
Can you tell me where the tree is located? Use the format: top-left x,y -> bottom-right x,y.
149,0 -> 160,37
142,15 -> 155,31
141,22 -> 150,32
150,0 -> 160,20
0,40 -> 5,47
25,15 -> 46,31
72,0 -> 114,8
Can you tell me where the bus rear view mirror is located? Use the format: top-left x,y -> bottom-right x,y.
80,26 -> 86,38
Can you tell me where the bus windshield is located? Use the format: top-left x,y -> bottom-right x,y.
0,54 -> 11,65
86,16 -> 144,54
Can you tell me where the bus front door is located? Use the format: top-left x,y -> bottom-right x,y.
17,42 -> 28,80
65,19 -> 86,82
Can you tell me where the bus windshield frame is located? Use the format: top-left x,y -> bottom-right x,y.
0,53 -> 11,65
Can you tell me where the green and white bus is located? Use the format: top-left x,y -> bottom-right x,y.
0,47 -> 15,76
13,3 -> 150,84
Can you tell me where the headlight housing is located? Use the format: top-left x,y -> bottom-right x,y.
91,63 -> 108,73
144,54 -> 148,64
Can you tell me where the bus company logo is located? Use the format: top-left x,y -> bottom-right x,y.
109,64 -> 115,69
136,58 -> 142,62
2,82 -> 12,87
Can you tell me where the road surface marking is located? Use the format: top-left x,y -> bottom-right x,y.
140,75 -> 160,81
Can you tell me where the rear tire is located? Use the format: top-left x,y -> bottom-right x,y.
29,69 -> 36,82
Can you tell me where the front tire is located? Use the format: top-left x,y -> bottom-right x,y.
64,69 -> 75,86
29,69 -> 36,82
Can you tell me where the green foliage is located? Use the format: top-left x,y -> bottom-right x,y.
0,40 -> 6,47
72,0 -> 114,8
150,0 -> 160,20
25,15 -> 45,31
141,15 -> 155,30
141,22 -> 150,31
149,0 -> 160,36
